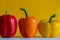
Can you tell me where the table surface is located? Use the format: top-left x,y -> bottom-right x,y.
0,34 -> 60,40
0,38 -> 60,40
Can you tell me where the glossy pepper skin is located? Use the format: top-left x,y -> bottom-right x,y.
38,14 -> 60,38
18,8 -> 37,38
0,11 -> 17,38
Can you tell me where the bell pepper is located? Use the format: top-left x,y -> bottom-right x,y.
18,8 -> 37,38
38,14 -> 60,38
0,10 -> 17,38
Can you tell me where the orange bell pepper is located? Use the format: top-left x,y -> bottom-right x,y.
18,8 -> 37,38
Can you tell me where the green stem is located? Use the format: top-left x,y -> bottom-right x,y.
5,10 -> 8,15
49,14 -> 56,23
20,8 -> 28,17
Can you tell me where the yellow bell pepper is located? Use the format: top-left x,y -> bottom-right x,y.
38,14 -> 60,38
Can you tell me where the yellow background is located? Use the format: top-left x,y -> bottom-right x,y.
0,0 -> 60,37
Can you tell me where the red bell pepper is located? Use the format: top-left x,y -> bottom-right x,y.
0,10 -> 17,38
